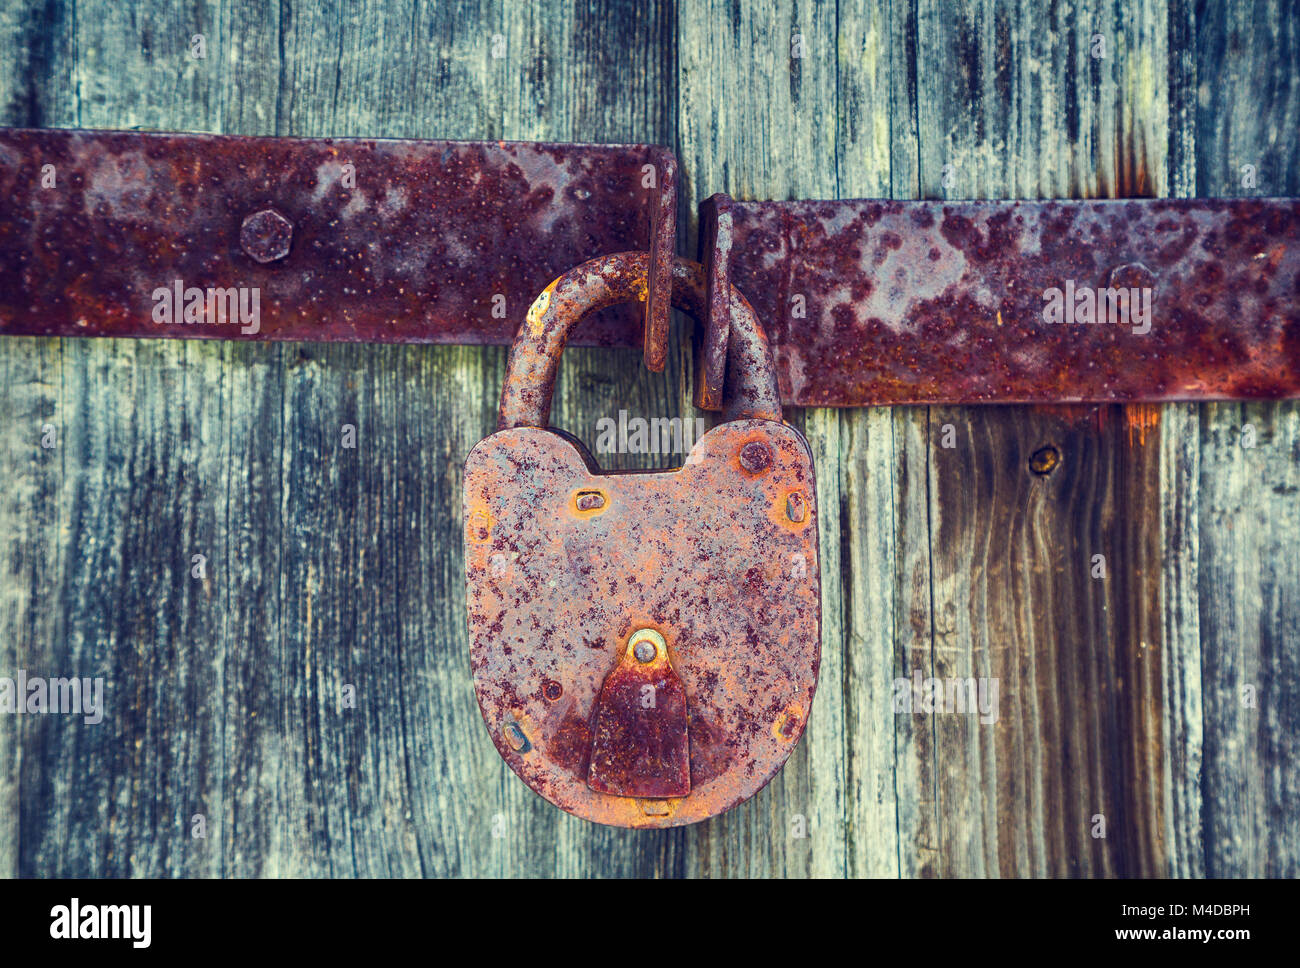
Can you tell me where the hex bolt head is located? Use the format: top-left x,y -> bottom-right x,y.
1105,261 -> 1156,291
240,208 -> 293,263
738,441 -> 773,474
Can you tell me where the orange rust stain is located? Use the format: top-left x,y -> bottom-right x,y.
525,281 -> 556,336
638,798 -> 681,818
1124,403 -> 1161,446
773,702 -> 805,741
466,501 -> 494,542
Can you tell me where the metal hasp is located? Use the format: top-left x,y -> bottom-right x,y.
464,252 -> 820,828
699,195 -> 1300,406
0,128 -> 675,362
1,128 -> 1296,407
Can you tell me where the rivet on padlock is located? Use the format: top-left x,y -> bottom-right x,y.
463,251 -> 821,828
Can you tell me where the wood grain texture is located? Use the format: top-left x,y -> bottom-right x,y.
905,0 -> 1170,878
1161,0 -> 1300,878
0,0 -> 1295,878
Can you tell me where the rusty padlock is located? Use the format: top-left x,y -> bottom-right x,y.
463,252 -> 820,827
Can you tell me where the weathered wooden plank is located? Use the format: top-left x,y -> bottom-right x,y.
1159,401 -> 1203,878
7,339 -> 236,878
0,338 -> 62,880
1158,0 -> 1205,880
923,406 -> 1167,876
904,0 -> 1169,876
834,0 -> 912,877
216,0 -> 290,880
2,1 -> 230,878
878,0 -> 932,881
886,407 -> 937,876
1195,402 -> 1300,878
0,0 -> 74,884
0,0 -> 77,884
1162,0 -> 1300,878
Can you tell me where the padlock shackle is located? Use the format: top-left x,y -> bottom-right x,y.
498,252 -> 782,430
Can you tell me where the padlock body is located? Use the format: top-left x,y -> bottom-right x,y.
464,419 -> 820,827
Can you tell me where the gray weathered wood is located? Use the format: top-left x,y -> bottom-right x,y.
1161,0 -> 1300,878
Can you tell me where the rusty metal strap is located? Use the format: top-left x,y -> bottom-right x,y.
705,197 -> 1300,406
0,128 -> 676,366
1,128 -> 1297,406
